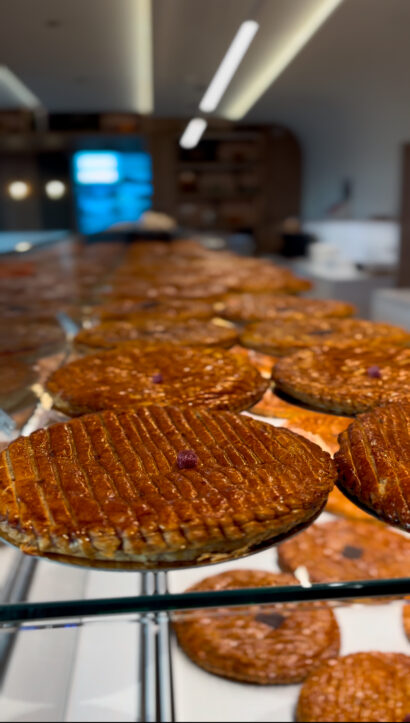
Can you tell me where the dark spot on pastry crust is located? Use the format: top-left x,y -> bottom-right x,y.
342,545 -> 363,559
254,612 -> 286,629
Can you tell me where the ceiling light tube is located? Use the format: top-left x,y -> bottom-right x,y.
179,118 -> 208,149
0,66 -> 43,109
135,0 -> 154,114
225,0 -> 344,119
199,20 -> 259,113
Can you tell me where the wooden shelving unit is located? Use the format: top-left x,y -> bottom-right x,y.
171,121 -> 302,255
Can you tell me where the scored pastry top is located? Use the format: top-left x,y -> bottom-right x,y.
0,406 -> 336,567
47,344 -> 269,416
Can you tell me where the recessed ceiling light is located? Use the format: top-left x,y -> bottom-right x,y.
134,0 -> 154,114
179,118 -> 208,149
224,0 -> 344,119
7,181 -> 31,200
45,180 -> 66,199
199,20 -> 259,114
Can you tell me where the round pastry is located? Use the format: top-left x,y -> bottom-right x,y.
91,298 -> 214,322
278,519 -> 410,582
75,318 -> 238,350
0,317 -> 65,355
0,407 -> 336,568
174,569 -> 340,684
241,318 -> 410,356
404,604 -> 410,641
214,294 -> 355,323
335,401 -> 410,531
273,346 -> 410,414
46,344 -> 269,416
296,652 -> 410,722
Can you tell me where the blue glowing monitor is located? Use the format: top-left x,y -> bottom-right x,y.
72,150 -> 153,234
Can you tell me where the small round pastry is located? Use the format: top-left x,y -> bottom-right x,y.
296,652 -> 410,722
335,401 -> 410,531
214,294 -> 355,323
174,570 -> 340,684
241,318 -> 410,356
404,604 -> 410,641
46,344 -> 269,416
278,519 -> 410,582
75,318 -> 238,350
273,346 -> 410,414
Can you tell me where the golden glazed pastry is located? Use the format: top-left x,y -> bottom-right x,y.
296,653 -> 410,723
278,519 -> 410,582
241,318 -> 410,356
75,318 -> 238,350
335,401 -> 410,531
0,407 -> 336,568
214,294 -> 355,323
46,344 -> 269,416
273,345 -> 410,414
174,570 -> 340,684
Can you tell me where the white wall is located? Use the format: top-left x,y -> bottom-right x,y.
246,0 -> 410,222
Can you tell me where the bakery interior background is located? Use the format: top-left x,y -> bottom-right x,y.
0,0 -> 407,278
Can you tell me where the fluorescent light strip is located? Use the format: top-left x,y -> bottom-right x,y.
225,0 -> 344,120
135,0 -> 154,114
0,66 -> 42,109
179,118 -> 208,149
199,20 -> 259,113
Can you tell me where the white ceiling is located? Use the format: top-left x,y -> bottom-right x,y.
0,0 -> 408,125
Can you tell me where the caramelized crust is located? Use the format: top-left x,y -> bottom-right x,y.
0,407 -> 336,567
75,318 -> 238,350
296,653 -> 410,722
278,519 -> 410,582
241,318 -> 410,356
335,401 -> 410,530
46,344 -> 269,415
273,346 -> 410,414
174,570 -> 340,684
214,294 -> 355,323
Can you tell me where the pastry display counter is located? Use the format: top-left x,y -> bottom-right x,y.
0,236 -> 409,723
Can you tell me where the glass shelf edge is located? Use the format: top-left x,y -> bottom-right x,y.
0,578 -> 409,625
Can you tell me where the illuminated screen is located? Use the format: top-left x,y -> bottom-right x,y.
72,150 -> 153,234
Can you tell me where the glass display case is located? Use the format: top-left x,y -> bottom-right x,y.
0,238 -> 409,723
